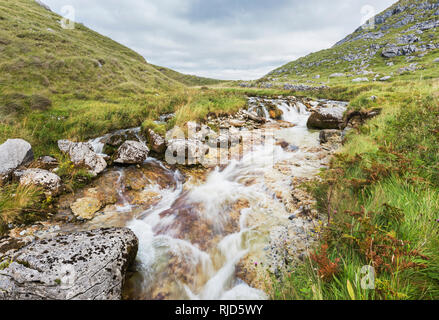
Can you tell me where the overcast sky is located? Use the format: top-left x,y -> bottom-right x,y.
42,0 -> 397,80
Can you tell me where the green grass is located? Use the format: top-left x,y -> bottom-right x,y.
0,183 -> 45,234
272,79 -> 439,300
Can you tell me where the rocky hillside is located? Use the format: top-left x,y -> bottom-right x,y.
259,0 -> 439,86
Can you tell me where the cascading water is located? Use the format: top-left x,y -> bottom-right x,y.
117,97 -> 329,300
56,97 -> 337,300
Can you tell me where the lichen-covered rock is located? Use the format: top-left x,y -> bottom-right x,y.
0,228 -> 138,300
114,141 -> 149,164
229,119 -> 246,128
14,169 -> 62,196
352,77 -> 369,82
145,128 -> 166,154
329,73 -> 345,78
307,106 -> 347,130
58,140 -> 107,176
70,197 -> 102,220
0,139 -> 34,184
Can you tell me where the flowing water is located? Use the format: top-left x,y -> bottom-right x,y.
56,97 -> 339,300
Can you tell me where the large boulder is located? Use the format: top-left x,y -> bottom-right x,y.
58,140 -> 107,176
307,106 -> 347,130
0,228 -> 138,300
113,141 -> 149,164
14,169 -> 62,196
0,139 -> 34,184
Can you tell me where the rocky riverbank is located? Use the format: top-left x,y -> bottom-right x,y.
0,95 -> 356,300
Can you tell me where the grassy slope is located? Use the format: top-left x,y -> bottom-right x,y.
267,0 -> 439,300
151,64 -> 228,87
0,0 -> 235,155
0,0 -> 247,232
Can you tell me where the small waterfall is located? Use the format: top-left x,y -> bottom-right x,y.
102,96 -> 332,300
87,127 -> 143,155
276,100 -> 310,126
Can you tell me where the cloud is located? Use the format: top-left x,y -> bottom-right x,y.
42,0 -> 397,80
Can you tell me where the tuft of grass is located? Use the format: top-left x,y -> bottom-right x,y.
0,183 -> 44,234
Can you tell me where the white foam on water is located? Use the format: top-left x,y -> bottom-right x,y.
125,97 -> 325,300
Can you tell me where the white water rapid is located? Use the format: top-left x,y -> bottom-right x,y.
119,97 -> 329,300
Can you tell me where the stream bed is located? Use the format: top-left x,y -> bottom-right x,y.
30,97 -> 345,300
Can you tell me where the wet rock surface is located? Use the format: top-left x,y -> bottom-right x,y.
0,228 -> 138,300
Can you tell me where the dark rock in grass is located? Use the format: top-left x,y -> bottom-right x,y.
0,139 -> 34,184
307,106 -> 347,130
0,228 -> 138,300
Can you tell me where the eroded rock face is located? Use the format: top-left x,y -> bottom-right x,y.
114,141 -> 149,164
58,140 -> 107,176
307,106 -> 347,130
14,169 -> 62,196
0,139 -> 34,184
0,228 -> 138,300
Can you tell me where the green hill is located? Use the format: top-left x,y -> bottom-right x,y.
0,0 -> 231,156
260,0 -> 439,86
151,64 -> 227,87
